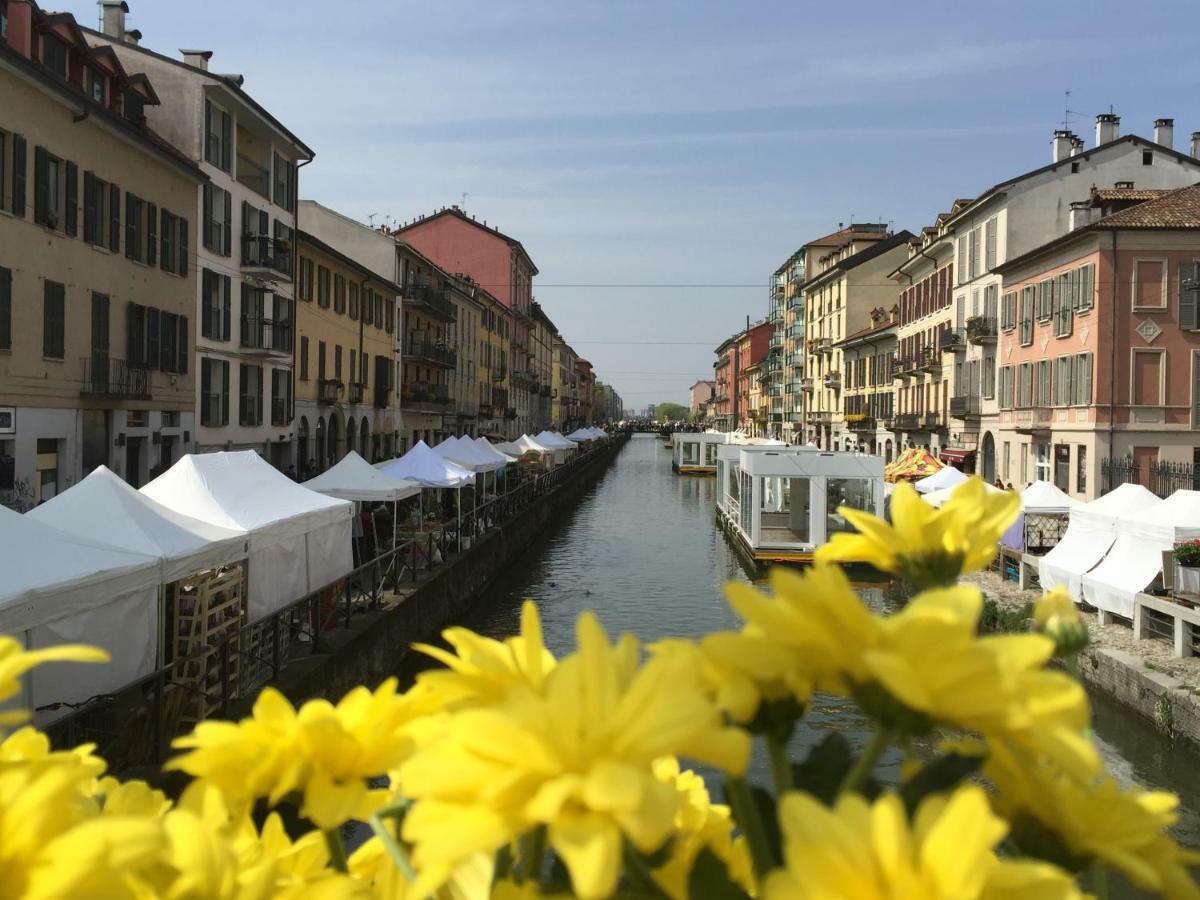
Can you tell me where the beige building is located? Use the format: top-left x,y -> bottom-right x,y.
530,301 -> 556,431
397,243 -> 458,448
803,229 -> 912,449
0,1 -> 204,504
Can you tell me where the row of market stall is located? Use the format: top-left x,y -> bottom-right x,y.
1,427 -> 609,723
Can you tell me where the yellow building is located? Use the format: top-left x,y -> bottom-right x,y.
530,301 -> 556,431
394,243 -> 457,448
551,337 -> 578,429
476,291 -> 512,440
295,232 -> 398,473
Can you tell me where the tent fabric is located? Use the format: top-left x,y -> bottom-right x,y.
1018,480 -> 1077,514
435,437 -> 507,474
535,431 -> 578,450
302,451 -> 421,502
496,435 -> 554,457
30,466 -> 249,583
374,441 -> 475,488
922,481 -> 1005,508
142,451 -> 353,621
474,437 -> 518,464
884,448 -> 943,483
1082,490 -> 1200,618
1038,482 -> 1160,602
0,506 -> 160,711
566,428 -> 596,441
914,466 -> 968,495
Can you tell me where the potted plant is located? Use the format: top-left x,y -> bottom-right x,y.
1173,539 -> 1200,594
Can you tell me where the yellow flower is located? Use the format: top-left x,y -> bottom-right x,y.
400,611 -> 750,899
350,832 -> 493,900
413,599 -> 556,708
0,637 -> 109,725
986,741 -> 1200,896
170,679 -> 421,829
1033,588 -> 1088,657
650,757 -> 753,900
764,785 -> 1081,900
815,478 -> 1019,587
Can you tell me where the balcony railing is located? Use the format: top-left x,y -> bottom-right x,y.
402,282 -> 456,320
823,372 -> 841,389
895,413 -> 921,431
80,356 -> 151,399
240,234 -> 292,276
478,403 -> 494,418
815,337 -> 832,354
949,394 -> 982,418
892,356 -> 916,378
317,379 -> 342,405
239,316 -> 291,355
801,377 -> 814,392
806,410 -> 833,424
940,329 -> 965,353
918,347 -> 941,372
848,416 -> 877,431
491,367 -> 508,382
923,412 -> 945,430
405,340 -> 457,368
966,315 -> 998,344
401,382 -> 451,408
1015,406 -> 1052,434
347,383 -> 364,405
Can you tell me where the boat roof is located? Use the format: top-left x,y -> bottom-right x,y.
740,448 -> 885,478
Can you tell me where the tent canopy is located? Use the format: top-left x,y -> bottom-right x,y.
914,466 -> 968,495
497,435 -> 554,457
1019,480 -> 1078,514
922,480 -> 1004,508
566,428 -> 596,442
29,466 -> 249,583
302,451 -> 421,502
435,436 -> 506,474
474,437 -> 518,464
535,431 -> 578,450
375,441 -> 475,488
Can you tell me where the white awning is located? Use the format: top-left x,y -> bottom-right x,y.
303,450 -> 422,502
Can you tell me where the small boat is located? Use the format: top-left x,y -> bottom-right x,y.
671,431 -> 731,475
715,444 -> 884,569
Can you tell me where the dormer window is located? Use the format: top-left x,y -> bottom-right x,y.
42,34 -> 68,78
87,68 -> 104,104
123,90 -> 145,124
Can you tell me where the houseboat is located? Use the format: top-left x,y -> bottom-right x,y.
672,431 -> 730,475
715,446 -> 884,567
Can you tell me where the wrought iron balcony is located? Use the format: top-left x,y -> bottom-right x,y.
80,356 -> 151,400
401,281 -> 456,320
894,413 -> 921,430
923,412 -> 945,430
823,372 -> 841,389
317,379 -> 342,405
401,382 -> 451,409
919,347 -> 941,372
347,383 -> 364,405
239,316 -> 291,355
240,234 -> 292,278
847,416 -> 877,431
966,315 -> 997,344
405,340 -> 457,368
949,394 -> 982,418
940,329 -> 965,353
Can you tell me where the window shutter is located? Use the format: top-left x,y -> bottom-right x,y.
125,192 -> 135,258
204,101 -> 212,165
33,146 -> 48,225
127,302 -> 143,365
223,190 -> 232,256
222,275 -> 231,341
64,161 -> 77,236
179,315 -> 188,375
221,360 -> 230,425
108,183 -> 120,253
201,358 -> 211,423
161,209 -> 170,271
178,219 -> 188,277
83,172 -> 95,243
146,202 -> 157,265
0,266 -> 9,350
1078,354 -> 1092,405
1180,262 -> 1199,331
11,134 -> 26,218
147,307 -> 160,367
221,112 -> 232,172
200,269 -> 212,337
202,184 -> 212,251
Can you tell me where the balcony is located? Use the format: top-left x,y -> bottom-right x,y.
815,337 -> 833,354
949,394 -> 982,419
491,367 -> 508,382
769,332 -> 783,349
787,323 -> 804,339
240,235 -> 292,279
891,356 -> 914,379
918,347 -> 941,372
405,340 -> 457,369
402,282 -> 456,321
478,403 -> 494,418
347,383 -> 364,405
801,377 -> 814,392
374,387 -> 392,409
239,316 -> 291,356
317,379 -> 342,405
80,356 -> 151,400
939,329 -> 965,353
895,413 -> 921,431
966,315 -> 997,345
504,407 -> 518,420
923,412 -> 945,430
401,382 -> 451,411
785,381 -> 804,395
806,410 -> 833,424
768,386 -> 782,398
1015,407 -> 1052,435
822,372 -> 841,390
848,416 -> 877,431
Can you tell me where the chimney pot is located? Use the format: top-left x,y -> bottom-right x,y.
1069,200 -> 1095,231
1052,129 -> 1073,164
1070,134 -> 1084,156
1191,132 -> 1200,160
1095,112 -> 1120,146
99,0 -> 129,41
180,49 -> 212,70
1114,180 -> 1134,189
1154,118 -> 1175,150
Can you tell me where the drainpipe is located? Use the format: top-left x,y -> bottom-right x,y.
1109,230 -> 1118,469
358,277 -> 368,420
291,157 -> 314,433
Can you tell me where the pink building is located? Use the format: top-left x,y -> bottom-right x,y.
689,380 -> 715,418
992,184 -> 1200,498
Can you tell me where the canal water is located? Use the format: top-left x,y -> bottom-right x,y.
452,433 -> 1200,852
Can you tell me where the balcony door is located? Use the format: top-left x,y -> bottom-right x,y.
91,292 -> 110,391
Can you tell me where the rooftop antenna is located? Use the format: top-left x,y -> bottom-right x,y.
460,192 -> 468,210
1061,89 -> 1081,132
367,213 -> 379,227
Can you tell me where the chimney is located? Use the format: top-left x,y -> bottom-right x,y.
1154,118 -> 1174,150
1191,132 -> 1200,160
1069,200 -> 1095,231
125,28 -> 141,46
99,0 -> 128,41
1095,112 -> 1120,146
1052,129 -> 1073,163
180,49 -> 212,70
1070,134 -> 1085,156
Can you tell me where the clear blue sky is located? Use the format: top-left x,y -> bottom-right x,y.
85,1 -> 1200,408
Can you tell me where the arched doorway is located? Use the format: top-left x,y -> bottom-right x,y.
328,415 -> 340,468
346,416 -> 356,457
981,431 -> 996,484
297,417 -> 309,475
314,417 -> 326,472
360,419 -> 370,461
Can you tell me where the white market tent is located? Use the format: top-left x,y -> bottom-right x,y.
922,480 -> 1004,509
535,431 -> 579,450
1081,490 -> 1200,619
1000,480 -> 1078,552
1038,482 -> 1160,602
474,437 -> 518,464
0,505 -> 160,712
566,428 -> 596,442
435,436 -> 506,474
497,435 -> 555,459
375,440 -> 475,488
1019,480 -> 1077,514
303,451 -> 421,502
29,466 -> 249,583
142,451 -> 353,622
914,466 -> 968,495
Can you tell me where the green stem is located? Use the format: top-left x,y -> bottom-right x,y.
840,729 -> 891,796
368,814 -> 417,882
725,777 -> 775,878
1089,867 -> 1109,900
519,825 -> 546,885
766,733 -> 794,796
323,828 -> 349,873
622,841 -> 673,899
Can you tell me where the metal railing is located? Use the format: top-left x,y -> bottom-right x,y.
967,315 -> 997,344
405,340 -> 457,368
1103,457 -> 1200,497
950,394 -> 981,418
240,316 -> 290,353
401,382 -> 450,407
402,282 -> 456,320
80,356 -> 151,399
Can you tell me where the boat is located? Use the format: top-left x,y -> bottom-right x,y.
715,445 -> 884,568
671,431 -> 730,475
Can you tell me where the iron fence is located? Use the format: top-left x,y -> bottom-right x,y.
1102,457 -> 1200,497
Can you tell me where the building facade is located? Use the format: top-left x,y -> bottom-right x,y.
0,0 -> 203,504
396,243 -> 457,449
836,309 -> 898,459
576,358 -> 595,426
530,302 -> 556,432
689,380 -> 715,420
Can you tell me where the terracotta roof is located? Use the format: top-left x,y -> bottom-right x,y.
1090,188 -> 1170,202
1089,183 -> 1200,229
837,316 -> 897,347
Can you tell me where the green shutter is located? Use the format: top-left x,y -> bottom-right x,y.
221,275 -> 231,341
125,192 -> 136,258
0,266 -> 10,350
221,360 -> 230,425
178,219 -> 188,277
160,209 -> 170,271
202,184 -> 212,251
1180,262 -> 1199,331
201,358 -> 211,424
221,111 -> 232,172
179,316 -> 188,375
223,190 -> 232,256
11,135 -> 25,218
64,161 -> 77,236
83,172 -> 95,243
33,146 -> 47,225
108,183 -> 120,253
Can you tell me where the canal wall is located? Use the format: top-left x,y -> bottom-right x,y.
247,436 -> 627,711
1078,645 -> 1200,753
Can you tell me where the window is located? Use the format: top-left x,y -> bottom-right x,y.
83,171 -> 117,247
271,221 -> 293,275
2,132 -> 25,217
272,152 -> 294,212
1002,441 -> 1011,481
1076,445 -> 1087,495
202,183 -> 232,255
1019,286 -> 1033,345
33,146 -> 62,229
1054,275 -> 1073,338
1074,352 -> 1092,405
957,236 -> 968,285
1134,259 -> 1167,308
124,192 -> 145,262
334,274 -> 346,314
1179,262 -> 1200,330
157,209 -> 187,276
43,280 -> 64,358
201,269 -> 231,340
318,340 -> 326,381
123,91 -> 144,124
998,365 -> 1013,409
1077,262 -> 1095,312
349,281 -> 359,319
0,264 -> 10,350
240,284 -> 266,348
1143,150 -> 1153,166
317,266 -> 330,308
241,202 -> 269,265
1036,278 -> 1053,322
969,226 -> 982,279
200,357 -> 229,426
86,68 -> 104,103
374,292 -> 383,329
272,295 -> 292,353
1016,362 -> 1032,408
204,101 -> 232,172
1001,291 -> 1016,330
1053,356 -> 1072,406
1035,360 -> 1051,406
982,355 -> 995,399
299,257 -> 314,301
271,368 -> 291,426
984,216 -> 998,270
1071,161 -> 1080,174
1132,349 -> 1164,406
146,202 -> 157,265
299,335 -> 309,379
385,296 -> 395,334
41,34 -> 67,78
334,345 -> 342,381
239,363 -> 262,426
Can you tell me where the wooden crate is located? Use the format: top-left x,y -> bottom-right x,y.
170,566 -> 245,725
